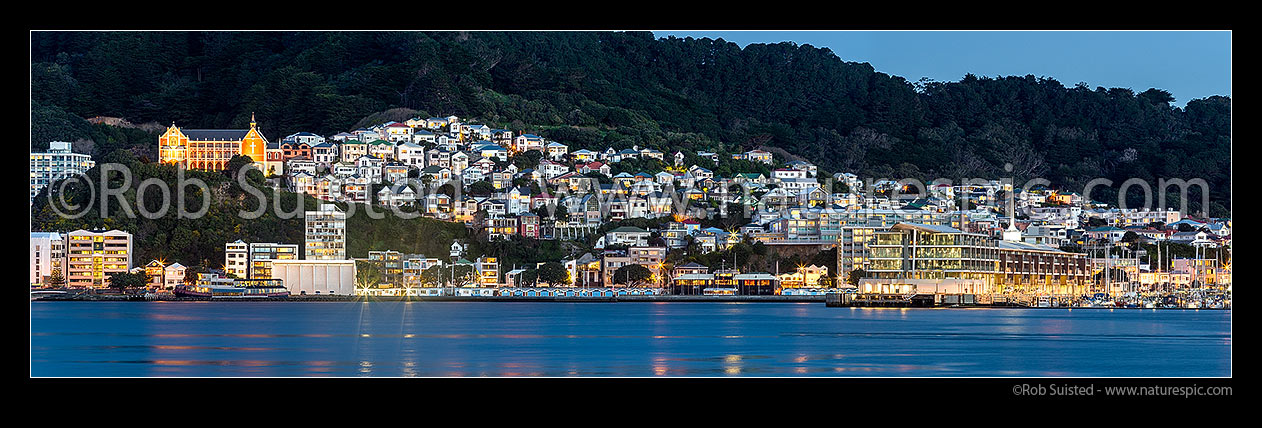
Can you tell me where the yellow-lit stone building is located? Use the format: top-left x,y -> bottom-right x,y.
158,115 -> 269,171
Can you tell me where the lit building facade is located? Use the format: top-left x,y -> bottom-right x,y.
837,226 -> 876,283
249,242 -> 300,279
157,115 -> 268,171
30,142 -> 95,204
305,204 -> 346,260
64,229 -> 132,288
225,240 -> 249,278
30,232 -> 66,286
867,223 -> 999,286
476,256 -> 499,286
996,241 -> 1090,295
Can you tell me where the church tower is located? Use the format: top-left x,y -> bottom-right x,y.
240,113 -> 267,163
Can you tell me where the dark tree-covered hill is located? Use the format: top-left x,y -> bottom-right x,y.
31,31 -> 1230,215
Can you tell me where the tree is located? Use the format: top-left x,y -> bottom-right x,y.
355,260 -> 382,291
183,267 -> 204,284
518,269 -> 538,287
225,154 -> 256,179
846,268 -> 867,287
1121,231 -> 1141,244
420,265 -> 444,287
108,271 -> 147,292
468,180 -> 495,196
613,264 -> 652,287
450,264 -> 475,286
46,268 -> 66,288
537,261 -> 569,286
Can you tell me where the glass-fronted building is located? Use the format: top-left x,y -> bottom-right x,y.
867,223 -> 999,286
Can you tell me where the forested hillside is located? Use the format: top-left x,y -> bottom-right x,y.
31,31 -> 1231,215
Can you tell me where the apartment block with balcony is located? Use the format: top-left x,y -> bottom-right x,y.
64,229 -> 132,288
305,204 -> 346,260
30,141 -> 95,204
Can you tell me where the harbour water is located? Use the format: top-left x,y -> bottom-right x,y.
31,301 -> 1231,377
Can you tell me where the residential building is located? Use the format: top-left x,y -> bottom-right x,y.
605,226 -> 651,247
64,229 -> 133,288
30,232 -> 66,286
30,142 -> 95,203
305,204 -> 346,260
225,240 -> 250,278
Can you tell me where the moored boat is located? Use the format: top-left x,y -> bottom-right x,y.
174,273 -> 289,299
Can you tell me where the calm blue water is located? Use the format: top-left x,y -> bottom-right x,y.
31,302 -> 1231,377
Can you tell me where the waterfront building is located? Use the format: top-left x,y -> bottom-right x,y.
30,141 -> 95,204
672,262 -> 709,278
305,204 -> 346,260
866,223 -> 999,288
64,229 -> 132,288
270,259 -> 356,295
401,254 -> 443,287
996,240 -> 1090,295
601,252 -> 632,286
629,246 -> 667,285
30,232 -> 66,286
367,250 -> 405,288
733,273 -> 777,295
143,260 -> 187,289
476,256 -> 499,287
144,260 -> 166,287
1172,258 -> 1224,286
777,264 -> 829,289
568,253 -> 603,287
162,263 -> 186,288
157,114 -> 269,171
671,273 -> 714,295
249,242 -> 300,279
836,226 -> 876,283
225,240 -> 249,278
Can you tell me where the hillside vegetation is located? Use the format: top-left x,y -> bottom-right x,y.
31,31 -> 1230,215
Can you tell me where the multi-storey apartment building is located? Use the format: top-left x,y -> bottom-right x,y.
476,256 -> 499,286
64,229 -> 132,288
225,240 -> 250,278
368,250 -> 405,289
30,232 -> 66,286
249,242 -> 299,279
305,204 -> 346,260
30,141 -> 95,203
836,226 -> 876,283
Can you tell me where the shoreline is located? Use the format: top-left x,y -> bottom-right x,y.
30,293 -> 1230,309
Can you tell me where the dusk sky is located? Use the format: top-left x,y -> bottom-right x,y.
653,31 -> 1231,107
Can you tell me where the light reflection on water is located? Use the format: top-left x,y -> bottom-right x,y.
31,302 -> 1230,377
